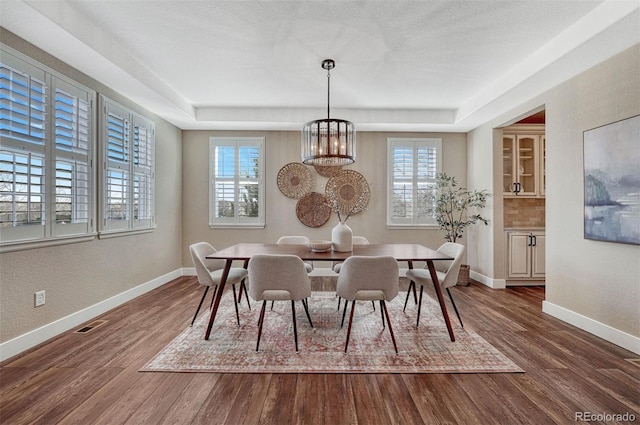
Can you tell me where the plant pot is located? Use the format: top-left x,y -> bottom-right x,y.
457,264 -> 470,286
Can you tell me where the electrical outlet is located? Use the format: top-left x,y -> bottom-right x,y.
35,290 -> 46,307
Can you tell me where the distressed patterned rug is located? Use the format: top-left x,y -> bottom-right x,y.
141,291 -> 523,374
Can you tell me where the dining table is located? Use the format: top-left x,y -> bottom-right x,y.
204,243 -> 457,341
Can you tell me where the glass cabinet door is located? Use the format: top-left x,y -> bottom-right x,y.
516,135 -> 537,195
503,135 -> 515,194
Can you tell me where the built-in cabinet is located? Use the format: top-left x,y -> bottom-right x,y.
503,125 -> 545,197
506,230 -> 545,281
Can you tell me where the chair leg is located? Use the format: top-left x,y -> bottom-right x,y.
337,296 -> 341,311
380,300 -> 385,329
191,286 -> 210,326
256,300 -> 267,352
302,298 -> 313,328
241,279 -> 251,310
372,301 -> 376,311
341,299 -> 349,328
344,300 -> 356,353
291,300 -> 299,352
381,300 -> 398,354
412,280 -> 418,303
416,284 -> 424,327
446,288 -> 464,328
271,300 -> 275,310
403,280 -> 415,312
232,284 -> 240,327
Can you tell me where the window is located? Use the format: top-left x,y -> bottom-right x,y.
209,137 -> 264,227
387,138 -> 442,226
99,95 -> 155,235
1,46 -> 95,247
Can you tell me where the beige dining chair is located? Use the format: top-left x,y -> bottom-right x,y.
332,236 -> 370,273
276,236 -> 314,273
404,242 -> 465,328
248,254 -> 313,352
189,242 -> 250,327
332,236 -> 374,311
336,256 -> 400,353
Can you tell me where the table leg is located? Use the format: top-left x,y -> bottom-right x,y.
204,259 -> 232,340
426,260 -> 455,342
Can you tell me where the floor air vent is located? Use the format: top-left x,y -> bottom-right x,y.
75,320 -> 108,333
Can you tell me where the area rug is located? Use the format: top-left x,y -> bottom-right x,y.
141,291 -> 523,374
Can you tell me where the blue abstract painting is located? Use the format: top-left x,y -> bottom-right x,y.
584,115 -> 640,245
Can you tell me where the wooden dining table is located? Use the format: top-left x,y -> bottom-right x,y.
204,243 -> 457,341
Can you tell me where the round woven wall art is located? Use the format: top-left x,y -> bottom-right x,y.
296,192 -> 332,228
325,170 -> 370,217
314,164 -> 343,178
277,162 -> 313,199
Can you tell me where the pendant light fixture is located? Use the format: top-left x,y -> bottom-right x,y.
302,59 -> 356,166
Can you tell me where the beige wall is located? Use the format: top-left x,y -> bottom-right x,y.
544,45 -> 639,337
0,30 -> 183,343
468,45 -> 640,338
181,130 -> 467,266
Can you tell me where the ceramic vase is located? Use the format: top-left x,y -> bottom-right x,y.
331,221 -> 353,252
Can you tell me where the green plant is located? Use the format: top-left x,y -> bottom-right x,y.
431,173 -> 491,243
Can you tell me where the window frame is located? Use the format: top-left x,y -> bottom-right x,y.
387,137 -> 442,228
209,137 -> 265,228
98,95 -> 155,238
1,45 -> 96,252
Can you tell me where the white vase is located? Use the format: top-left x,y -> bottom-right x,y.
331,221 -> 353,252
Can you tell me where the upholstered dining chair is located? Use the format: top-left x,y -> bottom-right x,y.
404,242 -> 465,328
332,236 -> 374,311
276,236 -> 314,273
248,254 -> 313,352
332,236 -> 370,273
189,242 -> 250,327
336,256 -> 400,353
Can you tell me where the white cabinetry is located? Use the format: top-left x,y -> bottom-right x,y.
507,231 -> 545,281
503,125 -> 545,197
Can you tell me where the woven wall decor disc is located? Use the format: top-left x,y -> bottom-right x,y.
277,162 -> 313,199
325,169 -> 370,217
296,192 -> 332,227
314,164 -> 343,178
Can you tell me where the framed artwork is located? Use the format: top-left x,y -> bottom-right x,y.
583,115 -> 640,245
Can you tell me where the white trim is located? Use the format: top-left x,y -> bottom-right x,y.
0,268 -> 182,362
470,270 -> 506,289
0,234 -> 96,254
542,301 -> 640,355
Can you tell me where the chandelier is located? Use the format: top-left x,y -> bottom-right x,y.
301,59 -> 356,166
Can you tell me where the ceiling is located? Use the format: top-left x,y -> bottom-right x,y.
1,1 -> 638,132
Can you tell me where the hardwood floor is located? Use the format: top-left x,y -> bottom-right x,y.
1,276 -> 638,424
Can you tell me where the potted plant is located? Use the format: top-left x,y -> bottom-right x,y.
430,173 -> 491,285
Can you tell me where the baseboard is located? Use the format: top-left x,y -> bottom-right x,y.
0,268 -> 183,363
469,270 -> 506,289
542,300 -> 640,355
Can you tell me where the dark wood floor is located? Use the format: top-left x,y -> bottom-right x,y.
1,276 -> 638,424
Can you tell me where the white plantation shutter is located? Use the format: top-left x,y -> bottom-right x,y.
0,150 -> 46,241
209,137 -> 264,227
100,96 -> 155,234
0,62 -> 46,146
1,47 -> 95,246
387,138 -> 441,226
53,78 -> 92,236
133,115 -> 154,228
